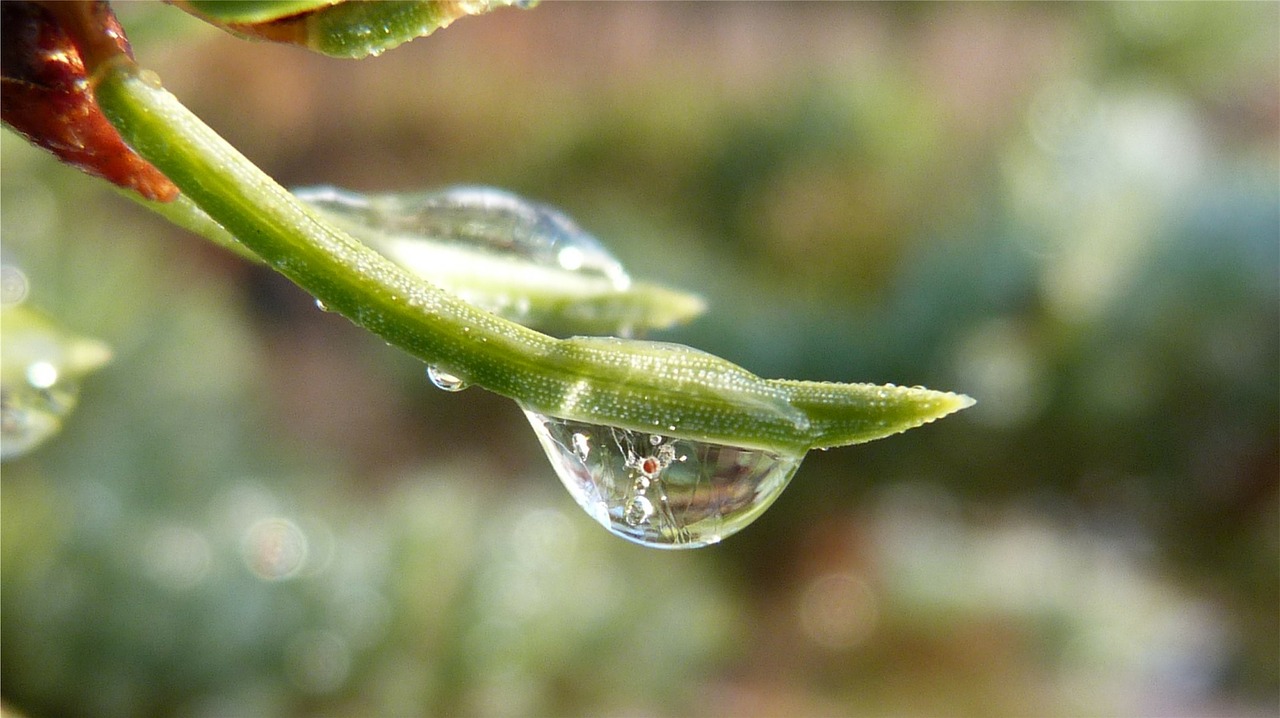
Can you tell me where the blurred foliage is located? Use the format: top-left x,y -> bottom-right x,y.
2,2 -> 1277,717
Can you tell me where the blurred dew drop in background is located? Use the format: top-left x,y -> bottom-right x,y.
1,2 -> 1276,717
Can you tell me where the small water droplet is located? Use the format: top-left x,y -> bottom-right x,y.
138,68 -> 163,89
314,299 -> 331,312
523,410 -> 804,549
426,365 -> 469,392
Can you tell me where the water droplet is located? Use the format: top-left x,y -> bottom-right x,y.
523,410 -> 804,549
1,305 -> 111,460
426,365 -> 469,392
293,185 -> 665,334
138,68 -> 163,90
315,298 -> 331,312
295,184 -> 631,291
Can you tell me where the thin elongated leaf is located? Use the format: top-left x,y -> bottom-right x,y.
177,1 -> 341,24
175,0 -> 534,59
93,60 -> 974,455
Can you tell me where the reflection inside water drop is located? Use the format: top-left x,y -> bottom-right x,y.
523,410 -> 804,549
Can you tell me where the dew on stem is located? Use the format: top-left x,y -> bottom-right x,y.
296,185 -> 704,336
84,54 -> 976,548
297,185 -> 631,287
426,365 -> 470,392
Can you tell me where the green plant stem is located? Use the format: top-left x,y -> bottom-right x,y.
89,54 -> 972,454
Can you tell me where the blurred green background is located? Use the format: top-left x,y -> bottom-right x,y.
2,2 -> 1277,716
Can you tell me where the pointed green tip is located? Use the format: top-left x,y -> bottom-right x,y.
628,282 -> 707,330
771,380 -> 975,450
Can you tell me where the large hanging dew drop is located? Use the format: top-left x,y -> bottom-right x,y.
295,184 -> 632,289
295,184 -> 707,335
523,410 -> 804,549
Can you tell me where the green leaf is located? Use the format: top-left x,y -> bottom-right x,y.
91,56 -> 972,454
175,0 -> 534,59
178,1 -> 341,24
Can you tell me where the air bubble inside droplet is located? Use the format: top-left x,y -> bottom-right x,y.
426,365 -> 469,392
523,409 -> 804,549
624,495 -> 654,526
571,432 -> 591,459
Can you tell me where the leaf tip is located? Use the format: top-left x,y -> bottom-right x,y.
772,379 -> 977,450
